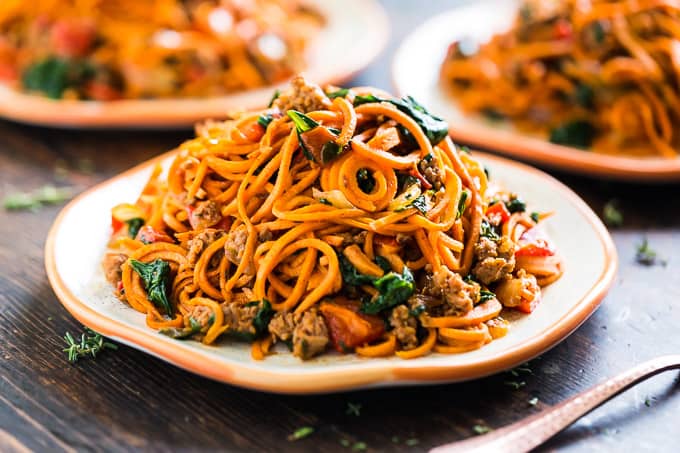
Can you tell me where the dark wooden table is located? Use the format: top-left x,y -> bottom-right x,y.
2,1 -> 679,451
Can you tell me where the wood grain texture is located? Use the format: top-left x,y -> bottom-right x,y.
1,1 -> 680,451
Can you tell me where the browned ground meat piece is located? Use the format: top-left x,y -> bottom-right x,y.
187,229 -> 224,265
418,154 -> 444,190
190,200 -> 221,229
188,305 -> 213,328
427,267 -> 479,315
268,312 -> 296,342
472,237 -> 516,285
102,252 -> 127,285
337,230 -> 368,246
224,225 -> 249,266
292,309 -> 329,360
389,305 -> 418,350
222,303 -> 259,336
273,75 -> 331,113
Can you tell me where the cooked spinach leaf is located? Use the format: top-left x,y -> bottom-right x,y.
125,217 -> 144,239
549,120 -> 596,149
356,168 -> 376,193
339,255 -> 376,286
353,95 -> 449,145
479,290 -> 496,303
457,190 -> 469,219
257,114 -> 274,129
327,88 -> 349,99
374,255 -> 391,274
505,197 -> 526,213
129,259 -> 173,316
287,110 -> 319,133
410,190 -> 435,214
361,267 -> 415,314
320,141 -> 343,164
23,57 -> 94,99
573,84 -> 594,108
159,317 -> 202,339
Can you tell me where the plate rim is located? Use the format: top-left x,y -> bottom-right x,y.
391,2 -> 680,182
0,0 -> 389,129
45,150 -> 617,394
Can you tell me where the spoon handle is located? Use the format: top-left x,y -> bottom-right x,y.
430,355 -> 680,453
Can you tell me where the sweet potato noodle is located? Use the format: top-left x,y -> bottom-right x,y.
0,0 -> 322,100
102,76 -> 563,361
441,0 -> 680,158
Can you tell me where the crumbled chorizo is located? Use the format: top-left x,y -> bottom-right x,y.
190,200 -> 221,229
292,308 -> 329,360
426,267 -> 479,315
102,252 -> 127,285
186,229 -> 224,265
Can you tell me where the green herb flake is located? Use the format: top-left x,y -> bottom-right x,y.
3,185 -> 75,211
288,426 -> 314,441
405,438 -> 419,446
63,328 -> 117,363
320,141 -> 343,164
644,397 -> 652,407
480,219 -> 500,240
319,198 -> 331,206
327,88 -> 349,99
346,402 -> 362,416
573,84 -> 594,108
391,436 -> 400,444
472,425 -> 492,435
530,212 -> 541,223
479,290 -> 496,303
356,168 -> 376,194
603,200 -> 623,227
287,110 -> 319,134
129,259 -> 173,316
340,439 -> 351,447
528,396 -> 539,406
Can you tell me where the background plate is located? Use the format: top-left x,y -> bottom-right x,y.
392,0 -> 680,181
0,0 -> 388,128
45,150 -> 617,394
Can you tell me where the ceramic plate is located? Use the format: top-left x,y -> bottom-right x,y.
45,150 -> 617,394
0,0 -> 387,128
392,0 -> 680,182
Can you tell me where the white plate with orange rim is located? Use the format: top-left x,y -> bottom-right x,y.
45,149 -> 617,394
0,0 -> 388,129
392,0 -> 680,182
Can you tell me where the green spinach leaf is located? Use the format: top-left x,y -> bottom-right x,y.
129,259 -> 173,316
549,120 -> 595,149
125,218 -> 144,239
361,267 -> 415,314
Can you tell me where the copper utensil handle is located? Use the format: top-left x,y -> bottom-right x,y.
430,355 -> 680,453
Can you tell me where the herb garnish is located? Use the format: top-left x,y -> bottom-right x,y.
603,200 -> 623,227
479,290 -> 496,303
480,219 -> 500,240
530,212 -> 541,223
129,259 -> 174,316
23,57 -> 95,99
357,168 -> 376,193
351,441 -> 367,451
288,426 -> 314,441
457,190 -> 469,219
635,238 -> 665,266
528,396 -> 539,406
159,317 -> 202,339
63,328 -> 117,363
504,380 -> 526,390
505,197 -> 526,213
346,402 -> 362,416
405,438 -> 420,446
3,185 -> 74,211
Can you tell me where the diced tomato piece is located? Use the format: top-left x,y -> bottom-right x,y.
85,81 -> 122,101
50,20 -> 96,57
409,166 -> 432,189
320,299 -> 385,352
213,215 -> 233,231
136,225 -> 174,244
115,280 -> 124,295
486,202 -> 511,224
111,215 -> 125,234
515,240 -> 555,257
517,296 -> 540,314
373,234 -> 399,248
554,19 -> 573,40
